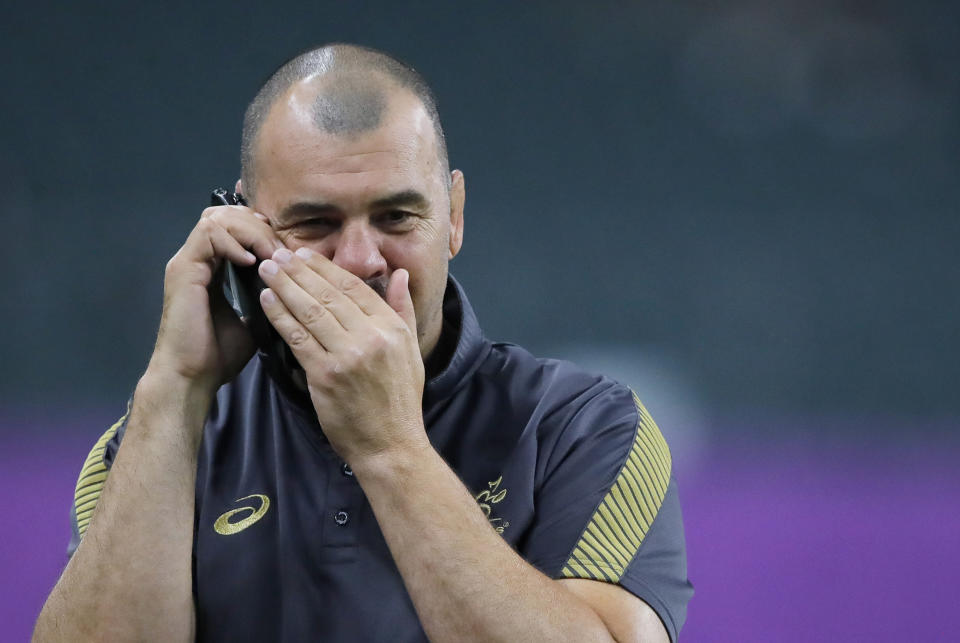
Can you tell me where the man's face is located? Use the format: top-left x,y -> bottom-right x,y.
246,80 -> 464,359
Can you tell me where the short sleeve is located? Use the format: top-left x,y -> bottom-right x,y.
67,401 -> 131,557
520,386 -> 693,642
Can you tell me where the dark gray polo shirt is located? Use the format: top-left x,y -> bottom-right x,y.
70,276 -> 693,641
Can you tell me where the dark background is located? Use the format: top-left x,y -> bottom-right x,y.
2,0 -> 957,419
2,2 -> 958,640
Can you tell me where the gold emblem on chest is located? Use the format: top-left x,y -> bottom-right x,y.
213,494 -> 271,535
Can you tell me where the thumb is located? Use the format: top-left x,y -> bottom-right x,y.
386,269 -> 417,334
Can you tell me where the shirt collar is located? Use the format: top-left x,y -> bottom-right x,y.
423,274 -> 490,409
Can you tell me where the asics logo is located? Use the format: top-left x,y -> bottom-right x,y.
213,494 -> 271,535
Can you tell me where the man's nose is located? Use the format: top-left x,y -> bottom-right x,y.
331,222 -> 388,280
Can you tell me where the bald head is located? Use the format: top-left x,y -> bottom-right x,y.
241,44 -> 449,197
310,75 -> 387,135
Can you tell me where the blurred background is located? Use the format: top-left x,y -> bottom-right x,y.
2,1 -> 957,640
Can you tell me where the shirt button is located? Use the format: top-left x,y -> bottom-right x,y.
334,510 -> 349,526
341,463 -> 353,477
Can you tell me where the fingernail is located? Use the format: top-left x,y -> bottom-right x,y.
273,248 -> 293,264
295,247 -> 313,260
244,251 -> 256,263
261,289 -> 276,304
260,259 -> 278,275
254,212 -> 269,221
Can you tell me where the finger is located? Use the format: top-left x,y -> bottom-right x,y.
204,205 -> 284,260
259,257 -> 351,352
178,216 -> 256,271
259,287 -> 329,361
289,247 -> 392,317
270,247 -> 370,331
166,220 -> 257,296
386,269 -> 418,336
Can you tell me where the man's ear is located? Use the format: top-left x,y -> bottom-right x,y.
448,170 -> 465,260
234,178 -> 243,196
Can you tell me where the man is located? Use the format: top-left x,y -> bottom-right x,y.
35,44 -> 692,642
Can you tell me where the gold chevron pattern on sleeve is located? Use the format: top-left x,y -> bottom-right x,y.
73,405 -> 129,538
561,391 -> 672,582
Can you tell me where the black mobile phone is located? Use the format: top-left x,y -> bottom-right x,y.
210,189 -> 309,402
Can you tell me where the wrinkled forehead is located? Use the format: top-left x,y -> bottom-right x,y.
254,76 -> 441,189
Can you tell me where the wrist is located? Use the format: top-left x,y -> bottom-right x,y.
143,355 -> 219,400
348,432 -> 435,484
134,366 -> 218,448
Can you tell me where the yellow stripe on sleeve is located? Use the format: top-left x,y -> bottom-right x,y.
73,405 -> 129,538
561,391 -> 672,582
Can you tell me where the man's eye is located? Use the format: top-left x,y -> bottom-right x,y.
382,211 -> 412,225
301,218 -> 337,228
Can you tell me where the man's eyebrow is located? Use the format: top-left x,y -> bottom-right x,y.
276,190 -> 430,222
370,190 -> 430,210
277,201 -> 341,221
